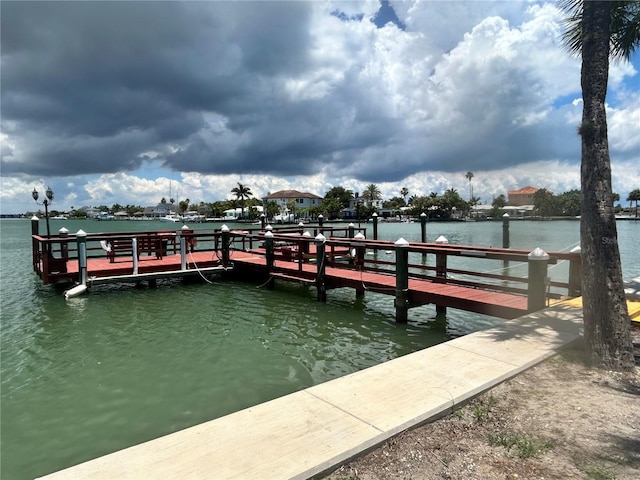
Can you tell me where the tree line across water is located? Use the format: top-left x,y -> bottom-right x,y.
35,182 -> 640,221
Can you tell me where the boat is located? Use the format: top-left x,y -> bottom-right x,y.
159,214 -> 181,223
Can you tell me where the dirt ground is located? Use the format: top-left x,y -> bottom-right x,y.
323,328 -> 640,480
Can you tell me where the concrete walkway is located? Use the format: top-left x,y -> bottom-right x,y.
39,299 -> 592,480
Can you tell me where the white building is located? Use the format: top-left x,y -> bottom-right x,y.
262,190 -> 322,219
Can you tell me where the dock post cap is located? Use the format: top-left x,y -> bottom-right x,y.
420,212 -> 427,217
348,222 -> 355,227
298,221 -> 304,227
76,229 -> 87,237
528,247 -> 549,260
315,233 -> 326,242
59,227 -> 69,235
570,245 -> 581,253
318,214 -> 323,218
31,215 -> 39,220
395,237 -> 410,247
303,231 -> 312,237
435,235 -> 449,244
354,232 -> 366,240
266,224 -> 273,231
502,213 -> 510,218
181,224 -> 190,230
265,231 -> 274,238
221,224 -> 230,232
372,212 -> 378,217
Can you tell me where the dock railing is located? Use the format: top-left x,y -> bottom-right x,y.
229,230 -> 582,307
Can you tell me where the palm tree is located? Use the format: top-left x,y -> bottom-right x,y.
362,183 -> 382,205
627,188 -> 640,217
465,171 -> 474,201
400,187 -> 409,205
560,0 -> 639,370
230,183 -> 253,219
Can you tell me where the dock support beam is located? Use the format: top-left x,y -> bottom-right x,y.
394,237 -> 409,323
179,234 -> 187,271
502,213 -> 510,268
372,212 -> 378,240
420,212 -> 427,243
221,225 -> 230,268
568,245 -> 581,297
315,234 -> 326,302
435,235 -> 448,316
528,247 -> 550,312
265,231 -> 275,290
353,233 -> 366,297
132,238 -> 139,275
76,229 -> 88,286
31,216 -> 39,272
502,213 -> 510,248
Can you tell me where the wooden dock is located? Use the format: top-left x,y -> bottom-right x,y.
30,220 -> 582,321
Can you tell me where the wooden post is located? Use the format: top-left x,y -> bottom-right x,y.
179,234 -> 187,271
59,227 -> 69,262
221,224 -> 230,268
502,213 -> 510,248
298,221 -> 304,235
76,229 -> 87,286
31,215 -> 39,272
318,214 -> 324,234
502,213 -> 510,269
394,237 -> 409,323
302,231 -> 311,258
133,237 -> 140,274
315,233 -> 327,302
353,232 -> 366,297
372,212 -> 378,240
348,223 -> 355,238
568,245 -> 581,297
264,231 -> 275,289
420,212 -> 427,243
435,235 -> 448,315
260,213 -> 266,230
528,247 -> 550,312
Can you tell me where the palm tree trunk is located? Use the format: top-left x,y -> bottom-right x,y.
580,1 -> 633,370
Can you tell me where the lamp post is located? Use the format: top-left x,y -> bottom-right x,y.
32,186 -> 54,238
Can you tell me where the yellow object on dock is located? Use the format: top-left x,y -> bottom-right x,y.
555,297 -> 640,324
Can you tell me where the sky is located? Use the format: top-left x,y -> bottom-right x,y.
1,0 -> 639,215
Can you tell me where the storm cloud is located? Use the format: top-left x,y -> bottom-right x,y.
1,1 -> 638,213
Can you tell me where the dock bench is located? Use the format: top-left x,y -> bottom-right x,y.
107,236 -> 163,263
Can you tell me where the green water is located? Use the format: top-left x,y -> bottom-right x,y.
1,218 -> 638,479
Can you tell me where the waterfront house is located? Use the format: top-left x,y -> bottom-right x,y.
262,190 -> 322,220
507,186 -> 539,206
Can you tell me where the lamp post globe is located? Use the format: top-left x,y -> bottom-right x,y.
32,186 -> 54,238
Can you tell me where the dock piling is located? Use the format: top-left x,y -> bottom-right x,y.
568,245 -> 581,297
31,216 -> 39,272
265,231 -> 275,289
76,229 -> 88,286
315,233 -> 327,302
372,212 -> 378,240
527,247 -> 550,312
435,235 -> 449,316
221,225 -> 230,268
394,237 -> 410,323
132,237 -> 139,274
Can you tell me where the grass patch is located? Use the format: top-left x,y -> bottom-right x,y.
472,394 -> 497,421
584,465 -> 617,480
488,431 -> 555,458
